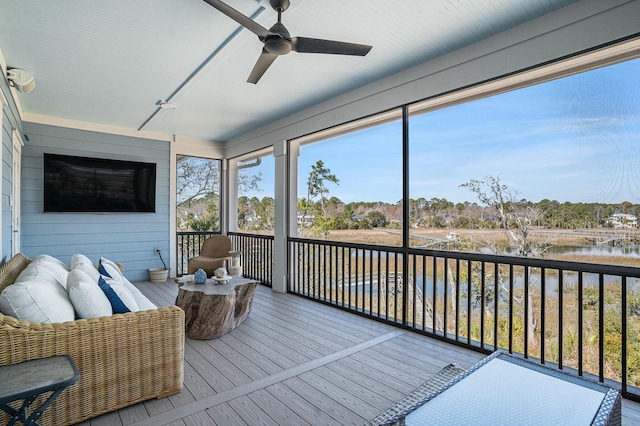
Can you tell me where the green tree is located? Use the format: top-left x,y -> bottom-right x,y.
306,160 -> 340,222
366,210 -> 387,228
255,197 -> 275,230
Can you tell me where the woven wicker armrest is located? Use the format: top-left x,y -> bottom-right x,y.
0,306 -> 185,426
187,255 -> 231,275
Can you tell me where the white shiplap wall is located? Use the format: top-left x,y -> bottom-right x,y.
20,122 -> 170,281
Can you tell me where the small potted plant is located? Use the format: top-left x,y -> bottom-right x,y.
149,248 -> 170,283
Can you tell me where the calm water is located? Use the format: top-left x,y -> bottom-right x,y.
547,244 -> 640,258
340,244 -> 640,295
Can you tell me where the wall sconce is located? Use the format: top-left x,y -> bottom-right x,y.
6,68 -> 35,93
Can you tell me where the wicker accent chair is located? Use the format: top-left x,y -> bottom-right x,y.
0,253 -> 185,426
187,235 -> 232,277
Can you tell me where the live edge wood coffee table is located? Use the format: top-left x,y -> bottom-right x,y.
175,276 -> 259,339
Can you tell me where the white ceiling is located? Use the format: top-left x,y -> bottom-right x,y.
0,0 -> 578,142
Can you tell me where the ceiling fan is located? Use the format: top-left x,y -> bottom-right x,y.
202,0 -> 373,84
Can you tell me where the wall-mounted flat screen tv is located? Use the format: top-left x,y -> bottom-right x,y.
44,153 -> 156,213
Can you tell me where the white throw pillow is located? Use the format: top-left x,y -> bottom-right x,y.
15,263 -> 64,288
32,254 -> 70,271
98,275 -> 139,313
98,257 -> 156,310
31,255 -> 70,290
124,281 -> 157,310
73,261 -> 101,282
0,264 -> 75,323
71,253 -> 94,269
98,257 -> 123,281
67,269 -> 113,319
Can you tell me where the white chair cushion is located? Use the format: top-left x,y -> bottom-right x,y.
0,264 -> 75,323
67,269 -> 113,319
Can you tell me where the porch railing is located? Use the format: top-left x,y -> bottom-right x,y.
176,231 -> 220,275
176,231 -> 273,286
288,236 -> 640,401
229,232 -> 273,287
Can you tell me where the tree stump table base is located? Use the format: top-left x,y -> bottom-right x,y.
175,277 -> 259,339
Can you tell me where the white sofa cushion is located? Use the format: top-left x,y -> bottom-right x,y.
67,269 -> 113,319
99,257 -> 156,310
0,263 -> 75,323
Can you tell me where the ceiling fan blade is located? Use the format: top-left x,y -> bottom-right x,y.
202,0 -> 272,39
291,37 -> 372,56
247,49 -> 279,84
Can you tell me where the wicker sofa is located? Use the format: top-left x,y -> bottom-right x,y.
0,253 -> 185,426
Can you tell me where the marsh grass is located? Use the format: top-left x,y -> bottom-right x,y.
293,229 -> 640,387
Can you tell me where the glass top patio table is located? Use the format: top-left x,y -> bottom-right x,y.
403,351 -> 620,426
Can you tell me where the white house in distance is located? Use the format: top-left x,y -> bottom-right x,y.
608,213 -> 638,229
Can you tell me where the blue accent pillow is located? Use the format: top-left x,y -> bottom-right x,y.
98,276 -> 131,314
98,260 -> 112,278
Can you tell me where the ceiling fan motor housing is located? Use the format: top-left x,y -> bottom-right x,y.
265,22 -> 292,55
270,0 -> 290,12
265,37 -> 292,55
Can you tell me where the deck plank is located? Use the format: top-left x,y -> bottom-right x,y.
87,282 -> 640,426
263,381 -> 342,426
205,403 -> 249,426
218,330 -> 289,374
246,388 -> 311,425
181,410 -> 218,426
227,395 -> 280,426
279,376 -> 364,425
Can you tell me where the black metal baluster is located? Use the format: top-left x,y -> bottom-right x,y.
524,266 -> 529,358
622,275 -> 628,397
494,262 -> 499,352
558,270 -> 564,369
455,258 -> 460,342
480,261 -> 485,349
599,273 -> 604,382
541,267 -> 546,364
433,256 -> 437,335
444,257 -> 448,339
578,272 -> 583,376
509,263 -> 514,354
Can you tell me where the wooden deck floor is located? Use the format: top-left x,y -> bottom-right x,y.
80,280 -> 640,426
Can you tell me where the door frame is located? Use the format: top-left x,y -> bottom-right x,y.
12,129 -> 23,256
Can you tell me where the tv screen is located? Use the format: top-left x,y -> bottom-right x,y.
43,154 -> 156,213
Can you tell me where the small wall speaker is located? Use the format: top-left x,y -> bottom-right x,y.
7,68 -> 35,93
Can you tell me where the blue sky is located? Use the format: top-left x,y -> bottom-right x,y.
243,58 -> 640,205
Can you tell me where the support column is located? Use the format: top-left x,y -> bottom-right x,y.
272,139 -> 295,293
227,158 -> 239,233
